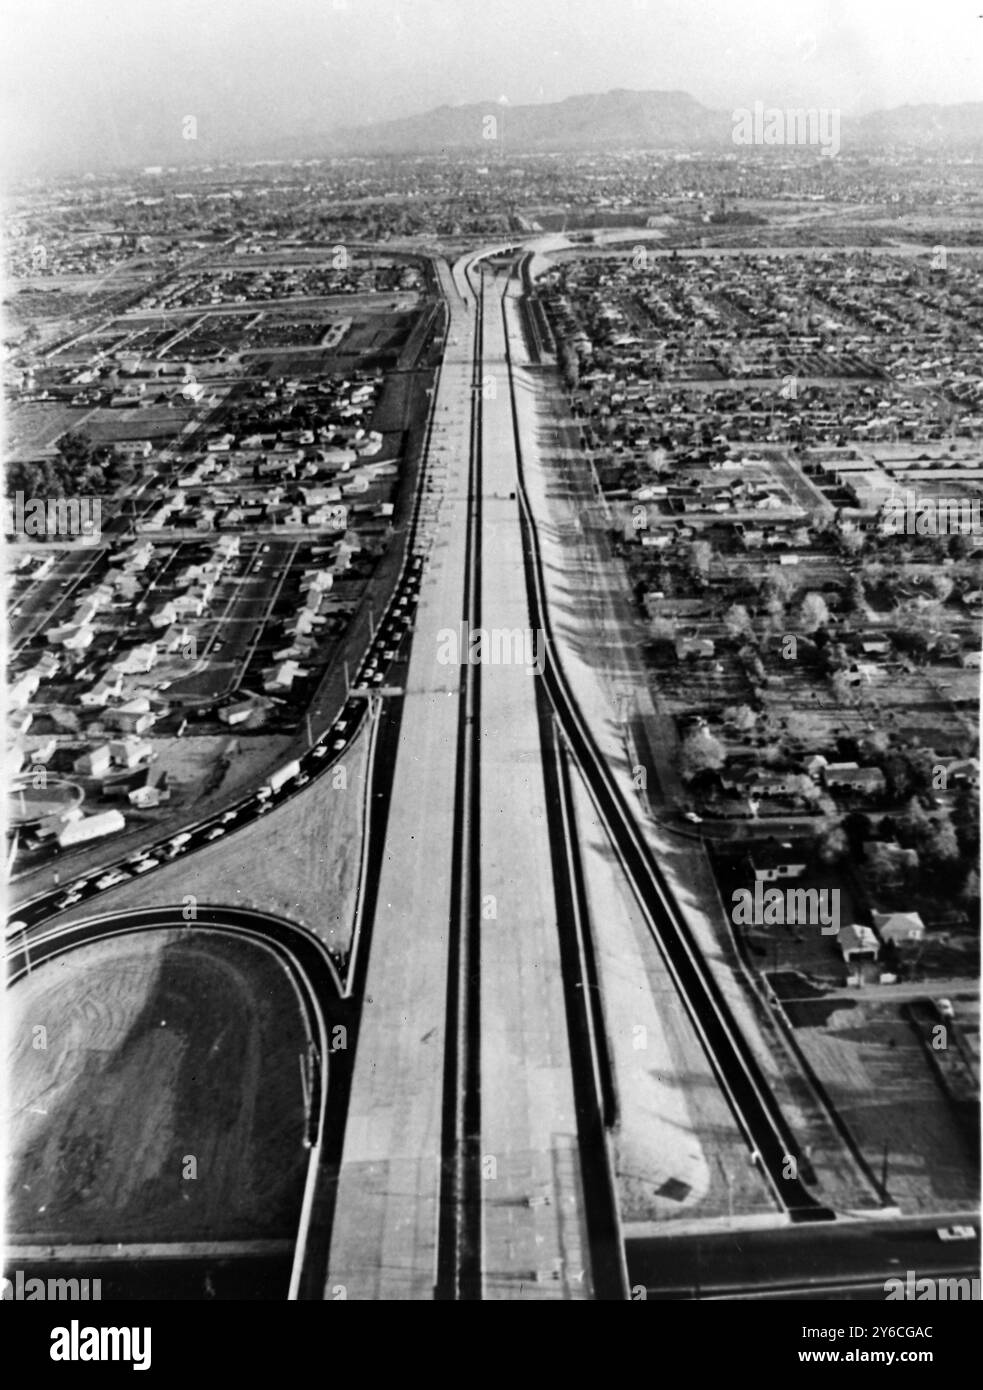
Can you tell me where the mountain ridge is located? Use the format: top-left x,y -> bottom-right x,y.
330,88 -> 983,154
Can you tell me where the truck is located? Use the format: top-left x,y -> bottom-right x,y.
57,808 -> 126,850
260,759 -> 302,798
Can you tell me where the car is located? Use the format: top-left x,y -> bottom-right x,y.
371,671 -> 385,683
382,649 -> 396,661
312,745 -> 329,758
295,773 -> 310,787
257,801 -> 272,814
67,878 -> 90,890
95,872 -> 127,890
332,739 -> 345,751
132,858 -> 159,874
204,827 -> 225,841
937,1225 -> 976,1241
55,893 -> 83,909
7,919 -> 28,934
220,810 -> 239,823
683,811 -> 703,824
169,832 -> 192,847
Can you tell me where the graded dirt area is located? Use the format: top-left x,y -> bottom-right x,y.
795,999 -> 980,1215
7,930 -> 308,1245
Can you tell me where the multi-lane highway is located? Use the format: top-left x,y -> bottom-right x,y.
9,239 -> 977,1302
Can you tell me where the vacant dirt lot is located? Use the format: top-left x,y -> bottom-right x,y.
795,1000 -> 980,1215
7,930 -> 308,1244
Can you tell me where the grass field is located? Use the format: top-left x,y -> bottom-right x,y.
7,930 -> 308,1244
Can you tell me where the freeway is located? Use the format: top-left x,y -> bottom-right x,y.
327,247 -> 613,1299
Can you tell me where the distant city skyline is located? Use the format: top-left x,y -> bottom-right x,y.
3,0 -> 981,176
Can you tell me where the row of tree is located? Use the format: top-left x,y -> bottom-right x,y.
5,431 -> 135,502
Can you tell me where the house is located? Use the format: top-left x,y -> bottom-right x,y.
47,623 -> 94,651
33,652 -> 61,681
73,745 -> 112,778
219,700 -> 257,726
836,924 -> 880,963
749,770 -> 811,799
872,910 -> 926,946
79,676 -> 124,709
8,671 -> 40,709
128,780 -> 170,809
944,758 -> 980,788
823,763 -> 886,795
262,660 -> 308,693
110,737 -> 153,769
675,635 -> 716,661
150,601 -> 178,629
285,610 -> 317,639
748,846 -> 808,882
112,643 -> 158,675
112,698 -> 157,735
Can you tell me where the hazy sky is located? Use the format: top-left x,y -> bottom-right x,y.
2,0 -> 981,175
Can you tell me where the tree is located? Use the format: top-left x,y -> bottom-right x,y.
55,430 -> 96,471
924,806 -> 959,867
796,591 -> 830,634
723,603 -> 753,640
960,868 -> 980,909
831,670 -> 856,705
930,573 -> 954,602
867,834 -> 923,889
844,574 -> 867,613
760,566 -> 797,604
559,340 -> 579,390
839,525 -> 866,557
898,795 -> 931,846
723,703 -> 756,734
688,540 -> 713,580
679,727 -> 725,782
815,823 -> 848,864
842,811 -> 874,852
881,753 -> 913,799
788,773 -> 822,806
